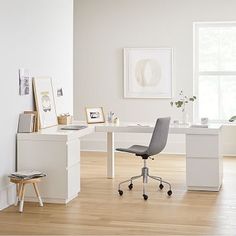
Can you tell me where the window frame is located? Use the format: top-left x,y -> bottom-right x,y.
193,21 -> 236,123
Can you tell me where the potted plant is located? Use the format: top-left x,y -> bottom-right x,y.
170,91 -> 197,124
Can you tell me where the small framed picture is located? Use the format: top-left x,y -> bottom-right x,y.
85,107 -> 105,124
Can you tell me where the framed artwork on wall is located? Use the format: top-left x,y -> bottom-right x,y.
33,77 -> 58,129
124,48 -> 173,98
85,107 -> 105,124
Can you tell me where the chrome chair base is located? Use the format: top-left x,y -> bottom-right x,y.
118,159 -> 172,200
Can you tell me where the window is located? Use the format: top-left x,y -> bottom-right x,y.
194,22 -> 236,122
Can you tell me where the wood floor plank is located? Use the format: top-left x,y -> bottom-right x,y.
0,152 -> 236,235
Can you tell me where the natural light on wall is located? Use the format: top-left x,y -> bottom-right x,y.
194,22 -> 236,122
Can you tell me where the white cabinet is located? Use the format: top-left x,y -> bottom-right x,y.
186,133 -> 222,191
17,125 -> 95,204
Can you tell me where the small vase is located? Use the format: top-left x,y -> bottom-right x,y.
182,110 -> 189,125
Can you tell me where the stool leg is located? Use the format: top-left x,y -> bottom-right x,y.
33,183 -> 43,207
19,183 -> 25,213
15,184 -> 19,206
17,182 -> 23,207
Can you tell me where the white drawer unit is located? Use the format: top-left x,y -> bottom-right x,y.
17,125 -> 95,204
186,133 -> 222,191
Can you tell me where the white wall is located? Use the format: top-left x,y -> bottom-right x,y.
0,0 -> 73,210
74,0 -> 236,155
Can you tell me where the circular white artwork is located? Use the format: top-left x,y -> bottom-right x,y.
135,59 -> 162,87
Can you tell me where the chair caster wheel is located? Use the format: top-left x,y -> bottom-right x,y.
143,194 -> 148,200
167,190 -> 172,196
118,190 -> 123,196
159,183 -> 164,190
128,183 -> 133,190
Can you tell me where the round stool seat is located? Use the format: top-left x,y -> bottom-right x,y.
10,177 -> 42,184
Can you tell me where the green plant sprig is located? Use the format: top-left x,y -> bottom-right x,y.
170,91 -> 196,112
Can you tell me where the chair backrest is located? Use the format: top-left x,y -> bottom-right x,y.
146,117 -> 171,156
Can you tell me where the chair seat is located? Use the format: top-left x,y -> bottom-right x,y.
116,145 -> 148,156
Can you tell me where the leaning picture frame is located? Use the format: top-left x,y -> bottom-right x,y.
85,107 -> 105,124
33,77 -> 58,129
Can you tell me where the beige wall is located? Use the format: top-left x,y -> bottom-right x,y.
74,0 -> 236,154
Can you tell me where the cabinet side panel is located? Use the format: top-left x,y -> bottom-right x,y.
17,140 -> 67,201
186,134 -> 219,158
67,139 -> 80,167
67,163 -> 80,200
186,158 -> 220,187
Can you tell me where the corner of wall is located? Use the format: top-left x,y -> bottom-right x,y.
0,183 -> 15,211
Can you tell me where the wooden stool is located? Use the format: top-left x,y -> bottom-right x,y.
10,177 -> 43,213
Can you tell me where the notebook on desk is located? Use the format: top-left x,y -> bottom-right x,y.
60,125 -> 88,130
190,124 -> 208,128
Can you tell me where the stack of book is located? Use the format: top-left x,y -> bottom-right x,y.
9,170 -> 46,180
18,111 -> 39,133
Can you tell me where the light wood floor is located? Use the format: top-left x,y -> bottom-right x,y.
1,152 -> 236,235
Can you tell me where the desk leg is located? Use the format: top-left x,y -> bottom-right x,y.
107,132 -> 114,179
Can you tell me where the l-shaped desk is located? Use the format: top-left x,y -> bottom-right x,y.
17,122 -> 223,204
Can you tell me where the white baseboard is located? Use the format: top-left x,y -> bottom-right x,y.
0,183 -> 15,211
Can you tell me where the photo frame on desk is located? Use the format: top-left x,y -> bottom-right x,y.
85,107 -> 105,124
33,77 -> 58,129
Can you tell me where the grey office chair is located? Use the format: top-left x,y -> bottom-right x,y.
116,117 -> 171,200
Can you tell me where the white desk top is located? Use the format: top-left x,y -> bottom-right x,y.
17,121 -> 222,141
95,122 -> 222,135
17,124 -> 95,141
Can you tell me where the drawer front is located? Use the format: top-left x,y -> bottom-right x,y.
67,139 -> 80,167
186,158 -> 221,187
67,163 -> 80,199
186,134 -> 220,158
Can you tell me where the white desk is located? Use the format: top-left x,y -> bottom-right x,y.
95,122 -> 223,191
17,122 -> 223,203
17,125 -> 95,203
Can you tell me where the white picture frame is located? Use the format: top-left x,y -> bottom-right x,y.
85,107 -> 105,124
124,48 -> 173,98
33,77 -> 58,129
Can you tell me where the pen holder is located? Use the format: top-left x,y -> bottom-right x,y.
58,115 -> 72,125
107,111 -> 115,123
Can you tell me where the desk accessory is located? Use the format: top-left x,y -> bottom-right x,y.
61,125 -> 87,130
201,117 -> 208,125
58,113 -> 72,125
114,117 -> 119,125
85,107 -> 105,124
170,91 -> 196,124
24,111 -> 39,132
173,120 -> 179,125
190,124 -> 208,128
18,113 -> 35,133
107,111 -> 114,123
